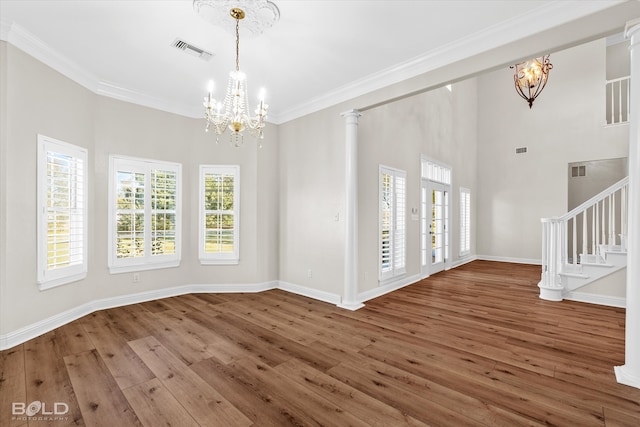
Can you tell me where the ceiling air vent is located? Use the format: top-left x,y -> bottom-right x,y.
171,39 -> 213,61
515,147 -> 527,154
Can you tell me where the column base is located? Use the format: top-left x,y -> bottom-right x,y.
538,282 -> 564,301
615,365 -> 640,389
337,301 -> 365,311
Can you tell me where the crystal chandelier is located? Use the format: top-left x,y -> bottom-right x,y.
511,55 -> 553,109
200,5 -> 271,146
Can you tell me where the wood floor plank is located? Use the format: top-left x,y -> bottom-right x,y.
51,319 -> 96,357
229,356 -> 372,427
24,331 -> 85,426
121,378 -> 199,427
0,345 -> 27,427
64,349 -> 141,427
128,336 -> 252,427
274,358 -> 430,426
188,310 -> 343,371
192,356 -> 327,427
2,260 -> 639,426
81,311 -> 155,390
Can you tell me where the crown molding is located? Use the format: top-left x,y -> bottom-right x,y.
1,1 -> 626,125
0,19 -> 202,119
96,80 -> 202,118
1,20 -> 98,92
274,0 -> 626,124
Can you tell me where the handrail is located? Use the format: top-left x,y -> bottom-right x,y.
558,176 -> 628,221
538,175 -> 629,301
606,76 -> 631,84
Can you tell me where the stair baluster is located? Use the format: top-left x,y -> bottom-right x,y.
538,176 -> 629,301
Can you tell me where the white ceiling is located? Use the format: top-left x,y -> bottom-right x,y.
0,1 -> 632,124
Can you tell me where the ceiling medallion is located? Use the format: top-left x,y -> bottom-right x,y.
193,0 -> 280,37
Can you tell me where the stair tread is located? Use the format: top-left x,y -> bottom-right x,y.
559,272 -> 589,279
580,262 -> 614,268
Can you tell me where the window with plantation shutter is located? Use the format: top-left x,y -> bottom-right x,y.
108,156 -> 181,273
37,135 -> 88,290
460,187 -> 471,256
199,165 -> 240,264
379,166 -> 406,281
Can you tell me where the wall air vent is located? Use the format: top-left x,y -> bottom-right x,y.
515,147 -> 527,154
171,39 -> 213,61
571,165 -> 586,177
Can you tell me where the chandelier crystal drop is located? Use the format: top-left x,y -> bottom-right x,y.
201,6 -> 269,146
511,55 -> 553,109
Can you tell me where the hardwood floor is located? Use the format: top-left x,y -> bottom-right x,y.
1,260 -> 639,426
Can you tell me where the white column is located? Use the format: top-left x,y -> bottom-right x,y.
338,109 -> 364,310
616,18 -> 640,390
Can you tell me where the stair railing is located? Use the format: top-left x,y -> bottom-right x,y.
606,76 -> 630,125
538,176 -> 628,301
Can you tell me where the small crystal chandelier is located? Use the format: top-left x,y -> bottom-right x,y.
511,55 -> 553,109
202,7 -> 268,146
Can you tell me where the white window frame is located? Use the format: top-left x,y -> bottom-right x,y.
199,165 -> 240,265
108,155 -> 182,274
37,134 -> 88,290
379,165 -> 407,282
421,158 -> 451,185
460,187 -> 471,257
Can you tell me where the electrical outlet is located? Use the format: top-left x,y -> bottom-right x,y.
307,269 -> 313,279
133,273 -> 140,283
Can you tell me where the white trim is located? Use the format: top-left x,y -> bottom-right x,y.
0,280 -> 345,351
108,155 -> 182,273
278,281 -> 342,305
450,254 -> 479,269
359,273 -> 421,303
563,291 -> 626,308
615,365 -> 640,389
37,135 -> 89,290
477,255 -> 542,265
2,1 -> 623,124
199,165 -> 240,265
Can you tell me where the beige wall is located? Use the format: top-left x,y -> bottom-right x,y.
476,39 -> 629,262
278,106 -> 346,295
0,43 -> 279,336
358,80 -> 478,292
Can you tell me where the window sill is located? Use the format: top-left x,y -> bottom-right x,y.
38,272 -> 87,291
109,260 -> 180,275
200,259 -> 239,266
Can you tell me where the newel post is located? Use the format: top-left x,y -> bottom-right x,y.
615,18 -> 640,390
338,109 -> 365,311
538,218 -> 564,301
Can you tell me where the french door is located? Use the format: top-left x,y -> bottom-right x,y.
421,179 -> 449,276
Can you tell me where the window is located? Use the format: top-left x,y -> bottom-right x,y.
199,165 -> 240,264
421,159 -> 451,184
109,156 -> 181,273
379,166 -> 406,281
460,187 -> 471,256
37,135 -> 88,289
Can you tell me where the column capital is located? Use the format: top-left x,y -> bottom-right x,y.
626,18 -> 640,40
341,109 -> 362,120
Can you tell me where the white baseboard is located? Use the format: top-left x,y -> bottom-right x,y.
477,255 -> 542,265
563,291 -> 626,308
358,273 -> 422,303
277,280 -> 342,305
0,281 -> 280,351
450,255 -> 478,269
